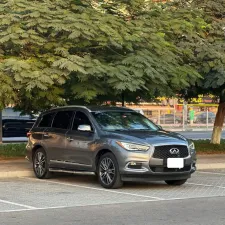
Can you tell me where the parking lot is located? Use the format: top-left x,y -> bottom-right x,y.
0,170 -> 225,213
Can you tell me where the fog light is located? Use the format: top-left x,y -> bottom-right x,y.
128,162 -> 142,169
192,163 -> 196,169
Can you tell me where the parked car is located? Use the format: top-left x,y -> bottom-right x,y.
194,112 -> 216,124
2,119 -> 35,137
158,114 -> 182,124
26,106 -> 196,189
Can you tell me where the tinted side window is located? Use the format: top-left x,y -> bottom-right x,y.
38,113 -> 56,128
52,111 -> 73,129
72,111 -> 92,131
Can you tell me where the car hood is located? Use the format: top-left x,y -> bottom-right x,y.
105,130 -> 188,146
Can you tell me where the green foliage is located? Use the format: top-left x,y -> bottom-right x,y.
62,0 -> 206,105
172,0 -> 225,99
0,0 -> 208,112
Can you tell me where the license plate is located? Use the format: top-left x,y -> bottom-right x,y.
167,158 -> 184,168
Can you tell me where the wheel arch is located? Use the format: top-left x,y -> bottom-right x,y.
95,149 -> 116,170
32,144 -> 46,161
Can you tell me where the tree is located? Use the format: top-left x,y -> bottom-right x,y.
0,0 -> 204,113
196,0 -> 225,144
0,0 -> 149,113
168,0 -> 225,144
62,0 -> 207,106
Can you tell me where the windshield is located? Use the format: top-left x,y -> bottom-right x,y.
92,111 -> 159,131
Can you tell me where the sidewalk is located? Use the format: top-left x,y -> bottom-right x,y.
0,159 -> 33,178
197,154 -> 225,170
0,155 -> 225,178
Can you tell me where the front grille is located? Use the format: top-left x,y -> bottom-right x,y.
150,165 -> 191,173
152,145 -> 189,159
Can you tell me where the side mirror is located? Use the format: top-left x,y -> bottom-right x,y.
77,125 -> 92,132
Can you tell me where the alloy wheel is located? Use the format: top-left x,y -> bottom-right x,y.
99,157 -> 115,185
34,152 -> 46,177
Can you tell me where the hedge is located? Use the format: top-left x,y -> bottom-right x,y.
0,143 -> 27,158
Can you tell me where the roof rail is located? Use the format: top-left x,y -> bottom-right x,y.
49,105 -> 91,112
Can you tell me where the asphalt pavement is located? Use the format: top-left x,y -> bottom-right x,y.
1,170 -> 225,225
1,197 -> 224,225
177,131 -> 225,140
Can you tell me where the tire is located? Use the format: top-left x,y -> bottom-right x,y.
33,148 -> 52,179
97,152 -> 123,189
165,179 -> 187,186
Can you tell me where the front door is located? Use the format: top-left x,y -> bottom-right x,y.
65,111 -> 96,170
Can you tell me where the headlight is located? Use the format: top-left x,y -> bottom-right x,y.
117,141 -> 150,151
188,141 -> 195,154
189,142 -> 195,150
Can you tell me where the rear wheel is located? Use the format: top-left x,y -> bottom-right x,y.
165,179 -> 187,186
97,153 -> 123,189
33,148 -> 52,179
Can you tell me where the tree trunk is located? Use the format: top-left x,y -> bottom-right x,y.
211,102 -> 225,144
121,92 -> 125,107
0,111 -> 2,144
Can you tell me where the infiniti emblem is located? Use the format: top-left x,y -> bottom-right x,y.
169,148 -> 180,155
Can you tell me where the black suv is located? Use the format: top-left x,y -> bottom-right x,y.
2,119 -> 35,137
26,106 -> 196,189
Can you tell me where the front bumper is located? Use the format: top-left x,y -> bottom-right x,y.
121,173 -> 192,182
120,159 -> 196,182
115,146 -> 196,180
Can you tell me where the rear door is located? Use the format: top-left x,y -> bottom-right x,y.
35,112 -> 56,148
47,110 -> 74,168
65,111 -> 96,169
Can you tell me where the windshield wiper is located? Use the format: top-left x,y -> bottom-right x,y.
108,129 -> 130,132
115,129 -> 130,131
133,129 -> 154,131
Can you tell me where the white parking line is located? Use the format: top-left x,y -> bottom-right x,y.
23,177 -> 164,200
0,199 -> 156,213
187,182 -> 225,189
0,208 -> 34,213
0,199 -> 36,209
1,195 -> 225,214
196,171 -> 225,176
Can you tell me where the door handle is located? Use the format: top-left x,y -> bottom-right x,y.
67,137 -> 74,142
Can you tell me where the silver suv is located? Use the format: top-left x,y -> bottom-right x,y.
26,106 -> 196,189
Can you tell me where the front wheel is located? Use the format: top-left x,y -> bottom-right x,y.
33,148 -> 52,179
97,153 -> 123,189
165,179 -> 187,186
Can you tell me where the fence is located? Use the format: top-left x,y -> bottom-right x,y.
141,107 -> 218,131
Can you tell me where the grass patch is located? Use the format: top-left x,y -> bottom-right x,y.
0,143 -> 26,158
194,139 -> 225,154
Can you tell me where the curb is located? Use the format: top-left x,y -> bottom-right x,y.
197,163 -> 225,170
